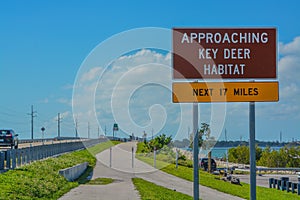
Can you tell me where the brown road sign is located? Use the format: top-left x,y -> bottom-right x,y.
173,28 -> 277,79
172,82 -> 279,103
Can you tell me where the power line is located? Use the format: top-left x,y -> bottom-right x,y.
27,105 -> 37,140
87,122 -> 90,138
35,112 -> 53,123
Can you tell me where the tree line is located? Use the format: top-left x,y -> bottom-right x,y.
228,145 -> 300,167
173,139 -> 298,148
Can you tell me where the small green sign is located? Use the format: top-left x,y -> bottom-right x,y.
113,123 -> 118,131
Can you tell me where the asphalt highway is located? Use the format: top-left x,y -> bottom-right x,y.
235,173 -> 299,188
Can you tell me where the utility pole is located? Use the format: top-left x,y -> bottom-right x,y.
225,128 -> 227,142
75,117 -> 78,138
151,128 -> 154,140
280,131 -> 282,143
28,105 -> 37,140
104,125 -> 107,136
97,126 -> 100,138
88,122 -> 90,138
57,113 -> 62,138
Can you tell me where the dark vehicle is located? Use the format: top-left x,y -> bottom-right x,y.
0,129 -> 19,149
199,158 -> 217,171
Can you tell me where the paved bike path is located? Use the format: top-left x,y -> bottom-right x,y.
59,142 -> 244,200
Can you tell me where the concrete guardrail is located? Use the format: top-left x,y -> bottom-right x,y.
59,162 -> 88,181
269,177 -> 300,195
0,138 -> 108,172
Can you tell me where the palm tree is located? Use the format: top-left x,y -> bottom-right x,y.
189,129 -> 204,149
200,123 -> 213,172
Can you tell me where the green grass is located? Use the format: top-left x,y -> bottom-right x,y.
0,141 -> 118,200
85,177 -> 114,185
132,178 -> 193,200
136,154 -> 171,169
136,150 -> 300,200
88,140 -> 120,156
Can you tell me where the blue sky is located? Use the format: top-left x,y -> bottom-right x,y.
1,0 -> 300,142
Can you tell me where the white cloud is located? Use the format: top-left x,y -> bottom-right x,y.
104,50 -> 223,139
280,83 -> 299,99
279,37 -> 300,82
278,36 -> 300,111
62,83 -> 74,90
278,55 -> 300,78
40,98 -> 49,104
279,36 -> 300,55
95,50 -> 175,137
52,111 -> 70,121
80,67 -> 102,82
73,49 -> 205,139
60,111 -> 70,119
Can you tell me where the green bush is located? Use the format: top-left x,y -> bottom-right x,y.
228,145 -> 262,164
257,145 -> 300,167
136,142 -> 150,153
176,159 -> 193,168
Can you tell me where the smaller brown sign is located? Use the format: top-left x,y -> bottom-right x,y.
173,28 -> 277,79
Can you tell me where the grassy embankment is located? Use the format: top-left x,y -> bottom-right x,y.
133,178 -> 193,200
0,140 -> 119,200
135,142 -> 300,200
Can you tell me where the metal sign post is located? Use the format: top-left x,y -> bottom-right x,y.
193,103 -> 199,200
132,147 -> 134,168
109,147 -> 112,168
154,147 -> 156,168
249,101 -> 256,200
176,149 -> 179,169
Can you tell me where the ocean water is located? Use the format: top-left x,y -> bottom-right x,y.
183,146 -> 282,159
182,147 -> 229,158
201,147 -> 229,158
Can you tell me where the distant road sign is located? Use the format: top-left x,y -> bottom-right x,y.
173,28 -> 277,79
172,82 -> 279,102
113,123 -> 119,131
